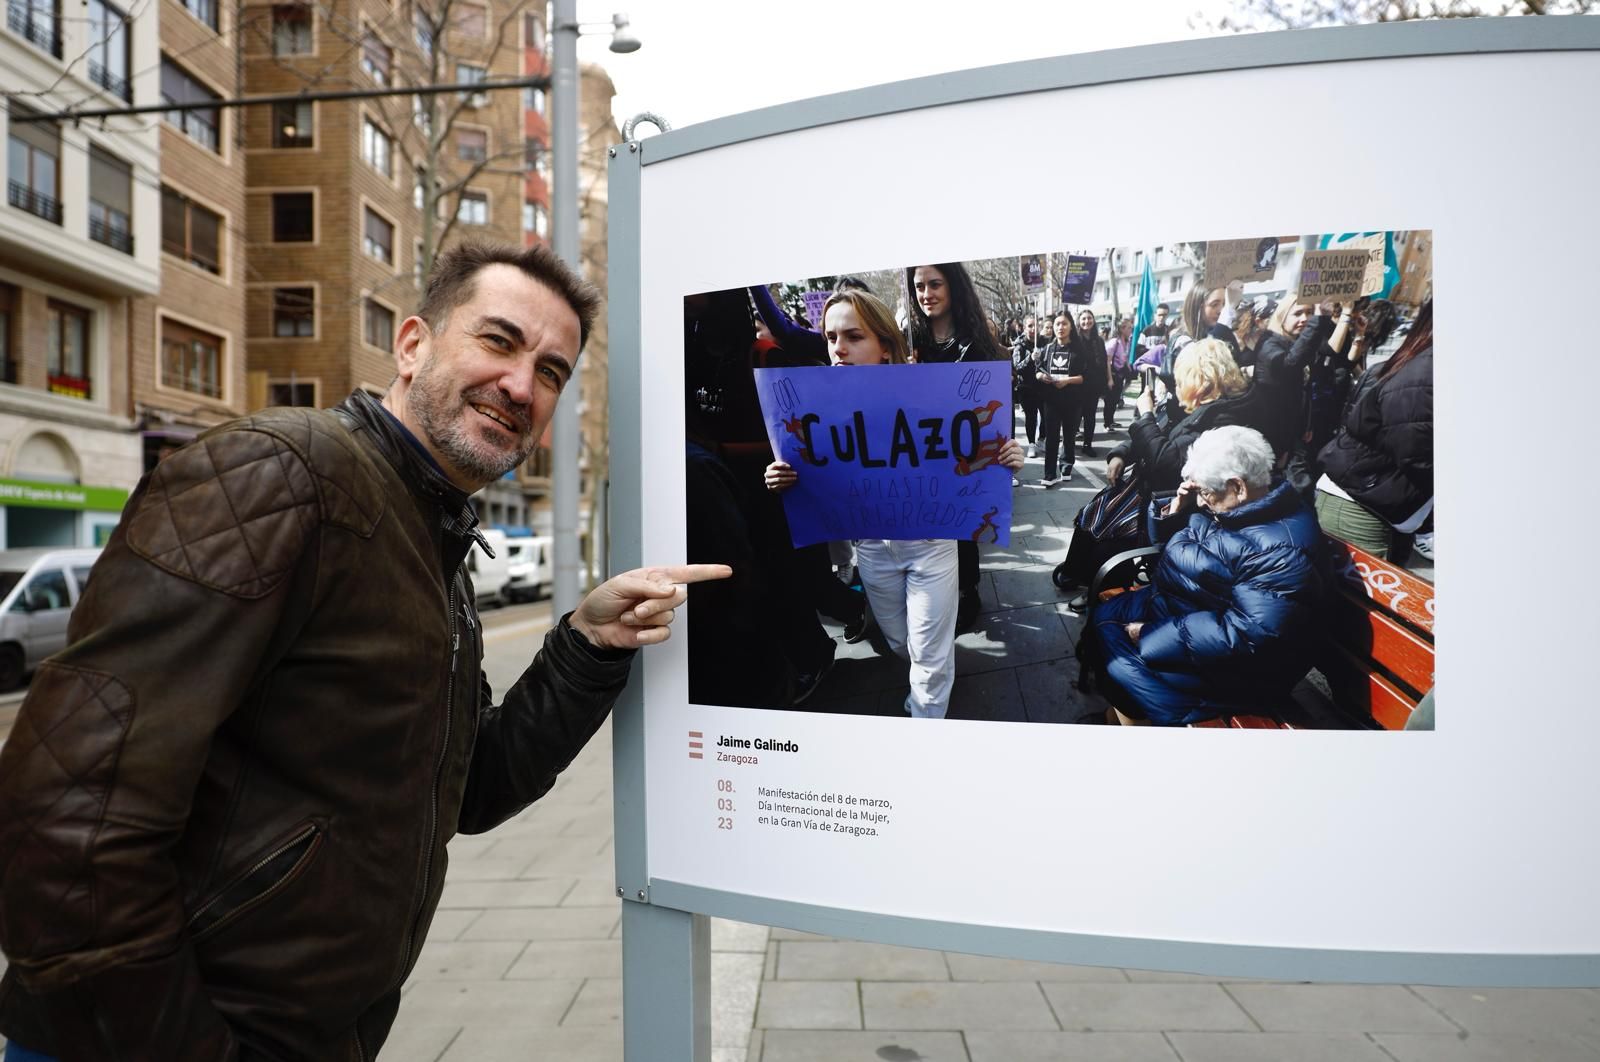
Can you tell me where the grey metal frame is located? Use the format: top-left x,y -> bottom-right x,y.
608,18 -> 1600,1060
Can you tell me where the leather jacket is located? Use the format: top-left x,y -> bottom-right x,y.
0,391 -> 635,1060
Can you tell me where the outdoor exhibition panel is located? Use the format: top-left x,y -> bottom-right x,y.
606,22 -> 1600,1040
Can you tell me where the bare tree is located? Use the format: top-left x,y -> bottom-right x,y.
1196,0 -> 1593,32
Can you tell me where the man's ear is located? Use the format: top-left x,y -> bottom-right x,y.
394,316 -> 431,382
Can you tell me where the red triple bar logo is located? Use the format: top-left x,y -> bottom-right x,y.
688,730 -> 703,760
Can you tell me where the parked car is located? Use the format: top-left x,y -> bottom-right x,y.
0,547 -> 103,691
465,528 -> 512,608
504,536 -> 552,603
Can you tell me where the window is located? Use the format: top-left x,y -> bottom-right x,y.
46,300 -> 92,399
272,98 -> 312,147
457,62 -> 485,105
525,200 -> 546,238
1169,275 -> 1181,294
413,6 -> 433,57
412,93 -> 431,136
414,240 -> 426,287
161,186 -> 221,272
530,86 -> 546,115
523,10 -> 543,49
457,190 -> 487,225
161,318 -> 223,398
413,167 -> 429,211
0,283 -> 16,383
271,192 -> 314,242
271,5 -> 311,54
523,136 -> 542,169
272,287 -> 314,337
11,0 -> 62,56
363,208 -> 393,264
87,0 -> 130,99
7,108 -> 62,223
180,0 -> 217,30
451,2 -> 485,38
268,380 -> 316,406
161,59 -> 221,152
534,150 -> 549,181
88,146 -> 133,254
457,128 -> 486,162
271,99 -> 313,148
363,299 -> 394,349
360,31 -> 391,84
361,118 -> 392,177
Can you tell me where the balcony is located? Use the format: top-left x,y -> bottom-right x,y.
88,59 -> 130,101
8,181 -> 63,225
88,215 -> 133,255
6,2 -> 61,57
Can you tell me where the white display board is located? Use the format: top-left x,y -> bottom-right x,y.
613,25 -> 1600,983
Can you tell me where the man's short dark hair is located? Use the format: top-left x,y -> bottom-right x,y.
418,240 -> 602,351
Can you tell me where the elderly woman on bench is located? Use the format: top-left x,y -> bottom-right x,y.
1089,425 -> 1329,726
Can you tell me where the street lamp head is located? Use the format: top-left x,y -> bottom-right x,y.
608,13 -> 640,52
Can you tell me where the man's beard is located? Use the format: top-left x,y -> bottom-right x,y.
408,360 -> 535,485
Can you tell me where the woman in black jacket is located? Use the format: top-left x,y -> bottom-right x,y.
905,262 -> 1006,633
1031,312 -> 1092,486
1314,300 -> 1433,561
1054,338 -> 1252,609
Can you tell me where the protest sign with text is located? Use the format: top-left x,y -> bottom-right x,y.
1019,255 -> 1046,294
1296,249 -> 1377,304
1203,237 -> 1280,288
1061,255 -> 1098,304
754,363 -> 1014,548
801,289 -> 833,327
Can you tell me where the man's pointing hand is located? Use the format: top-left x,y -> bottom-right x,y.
570,564 -> 733,649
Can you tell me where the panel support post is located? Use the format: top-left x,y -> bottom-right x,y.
622,902 -> 711,1062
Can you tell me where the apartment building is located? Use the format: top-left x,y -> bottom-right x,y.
0,0 -> 160,546
137,0 -> 250,462
239,0 -> 524,414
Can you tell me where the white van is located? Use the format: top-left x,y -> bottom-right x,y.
0,547 -> 103,691
504,535 -> 552,603
465,528 -> 512,609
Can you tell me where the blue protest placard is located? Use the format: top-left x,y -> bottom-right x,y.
753,363 -> 1013,548
1061,255 -> 1098,304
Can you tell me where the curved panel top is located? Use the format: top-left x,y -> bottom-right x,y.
639,15 -> 1600,165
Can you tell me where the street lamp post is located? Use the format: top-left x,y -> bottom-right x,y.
549,3 -> 637,617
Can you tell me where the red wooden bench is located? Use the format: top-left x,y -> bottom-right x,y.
1086,535 -> 1435,730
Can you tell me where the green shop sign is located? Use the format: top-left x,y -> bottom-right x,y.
0,478 -> 131,512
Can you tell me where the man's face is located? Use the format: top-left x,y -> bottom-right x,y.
1155,306 -> 1168,325
1023,316 -> 1036,337
394,264 -> 581,491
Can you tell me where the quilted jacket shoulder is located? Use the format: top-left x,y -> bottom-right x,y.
123,408 -> 387,599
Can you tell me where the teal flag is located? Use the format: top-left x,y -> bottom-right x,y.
1131,255 -> 1158,350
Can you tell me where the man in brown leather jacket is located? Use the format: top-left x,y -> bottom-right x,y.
0,242 -> 728,1060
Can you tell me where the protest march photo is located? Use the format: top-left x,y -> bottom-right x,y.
683,232 -> 1434,731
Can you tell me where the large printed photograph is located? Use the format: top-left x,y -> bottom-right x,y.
684,233 -> 1434,730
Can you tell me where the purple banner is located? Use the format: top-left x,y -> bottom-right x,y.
754,363 -> 1013,548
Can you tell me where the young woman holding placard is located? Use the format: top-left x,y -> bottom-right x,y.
765,290 -> 1023,718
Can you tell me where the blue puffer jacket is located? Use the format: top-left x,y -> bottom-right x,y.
1140,480 -> 1327,699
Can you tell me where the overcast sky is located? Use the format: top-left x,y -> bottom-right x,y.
574,0 -> 1243,133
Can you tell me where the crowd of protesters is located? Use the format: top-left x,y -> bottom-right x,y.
684,252 -> 1434,728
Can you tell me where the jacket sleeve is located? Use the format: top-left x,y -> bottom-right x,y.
456,615 -> 636,834
0,427 -> 324,1061
749,284 -> 826,365
1285,314 -> 1334,373
1140,544 -> 1317,671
